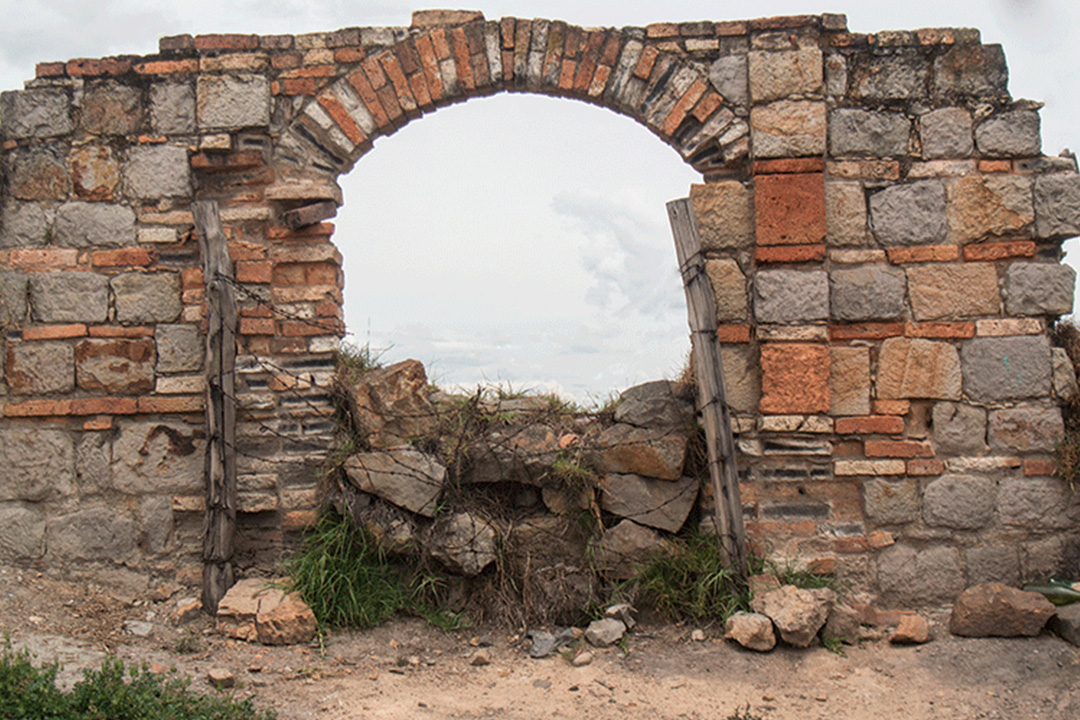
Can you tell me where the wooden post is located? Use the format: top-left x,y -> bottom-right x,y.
194,200 -> 239,613
667,197 -> 749,582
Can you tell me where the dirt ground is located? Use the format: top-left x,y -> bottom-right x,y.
3,565 -> 1080,720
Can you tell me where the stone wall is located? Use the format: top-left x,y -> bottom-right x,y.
0,10 -> 1077,607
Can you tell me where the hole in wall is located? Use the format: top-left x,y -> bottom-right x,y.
335,94 -> 700,402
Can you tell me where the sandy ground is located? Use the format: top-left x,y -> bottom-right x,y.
3,565 -> 1080,720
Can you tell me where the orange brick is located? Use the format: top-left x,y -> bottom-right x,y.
4,399 -> 71,417
278,78 -> 317,95
227,241 -> 267,262
962,240 -> 1036,262
181,289 -> 205,304
1024,458 -> 1058,477
280,320 -> 334,337
646,22 -> 679,37
88,325 -> 154,338
305,263 -> 340,285
753,158 -> 826,174
91,248 -> 154,267
832,537 -> 870,554
886,245 -> 959,263
267,223 -> 334,240
835,416 -> 905,435
283,510 -> 318,530
829,323 -> 904,340
754,244 -> 826,264
659,79 -> 707,137
82,415 -> 114,431
71,397 -> 138,415
754,172 -> 826,246
138,395 -> 205,414
746,520 -> 818,538
22,324 -> 86,341
134,59 -> 198,75
240,317 -> 276,335
240,305 -> 273,318
271,52 -> 302,69
181,268 -> 205,289
978,159 -> 1011,173
872,399 -> 910,415
715,21 -> 748,36
66,57 -> 132,76
9,248 -> 79,268
194,33 -> 258,51
865,440 -> 935,458
904,321 -> 975,339
717,324 -> 752,343
346,68 -> 392,129
236,260 -> 273,284
282,64 -> 338,78
633,45 -> 659,79
691,91 -> 723,123
414,34 -> 443,102
760,343 -> 830,414
449,27 -> 475,92
36,62 -> 66,77
907,459 -> 946,476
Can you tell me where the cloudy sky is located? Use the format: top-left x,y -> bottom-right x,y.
2,0 -> 1078,401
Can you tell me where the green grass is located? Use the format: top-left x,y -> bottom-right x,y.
0,643 -> 274,720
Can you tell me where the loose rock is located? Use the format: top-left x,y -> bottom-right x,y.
754,585 -> 836,648
724,612 -> 777,652
891,614 -> 931,644
207,668 -> 236,688
949,582 -> 1055,637
585,618 -> 626,647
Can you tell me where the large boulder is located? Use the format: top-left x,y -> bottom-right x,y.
429,512 -> 497,576
586,424 -> 688,480
347,359 -> 439,447
753,585 -> 836,647
724,611 -> 776,651
613,381 -> 694,428
949,582 -> 1055,637
343,449 -> 446,517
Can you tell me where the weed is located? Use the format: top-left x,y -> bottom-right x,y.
173,631 -> 203,655
723,705 -> 763,720
820,634 -> 846,656
772,560 -> 838,592
335,342 -> 384,385
1052,319 -> 1080,489
550,454 -> 599,491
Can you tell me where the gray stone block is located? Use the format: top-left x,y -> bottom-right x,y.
124,145 -> 192,199
965,544 -> 1021,587
1021,535 -> 1069,584
933,44 -> 1008,97
197,74 -> 271,130
599,473 -> 698,533
920,107 -> 973,159
750,100 -> 826,158
150,82 -> 195,135
864,478 -> 920,525
0,270 -> 28,325
6,341 -> 74,395
614,381 -> 693,429
156,324 -> 203,373
0,427 -> 74,502
0,201 -> 49,247
30,271 -> 109,323
111,421 -> 203,494
0,503 -> 46,560
998,477 -> 1074,530
923,474 -> 996,529
1053,347 -> 1079,402
76,432 -> 111,495
747,48 -> 822,102
708,55 -> 747,106
869,180 -> 947,246
825,52 -> 847,98
48,507 -> 139,562
851,52 -> 929,100
111,272 -> 182,323
931,402 -> 987,456
754,269 -> 828,324
0,89 -> 73,138
1034,174 -> 1080,239
1004,262 -> 1075,316
139,495 -> 174,554
829,265 -> 906,322
706,258 -> 748,322
720,345 -> 760,414
829,109 -> 910,158
54,201 -> 135,247
878,544 -> 965,606
961,336 -> 1052,403
988,404 -> 1065,454
975,110 -> 1040,158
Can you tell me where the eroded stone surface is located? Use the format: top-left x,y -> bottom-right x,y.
878,338 -> 961,400
724,612 -> 776,651
599,474 -> 698,533
949,583 -> 1054,637
706,259 -> 749,322
869,181 -> 947,246
922,474 -> 996,529
344,449 -> 446,518
1003,262 -> 1075,316
429,512 -> 496,576
829,265 -> 906,322
754,269 -> 828,324
907,263 -> 1000,321
750,100 -> 826,158
988,404 -> 1065,454
690,181 -> 754,250
960,337 -> 1052,403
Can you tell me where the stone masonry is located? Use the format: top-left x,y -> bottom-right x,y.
0,10 -> 1078,609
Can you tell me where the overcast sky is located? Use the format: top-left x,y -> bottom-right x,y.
2,1 -> 1078,401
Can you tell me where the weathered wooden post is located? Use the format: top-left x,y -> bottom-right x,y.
667,197 -> 749,582
193,200 -> 239,613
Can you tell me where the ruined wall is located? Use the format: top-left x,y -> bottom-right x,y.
0,10 -> 1077,606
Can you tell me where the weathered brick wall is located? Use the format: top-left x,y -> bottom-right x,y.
0,10 -> 1078,607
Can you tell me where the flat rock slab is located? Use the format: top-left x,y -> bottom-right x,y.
949,582 -> 1055,637
891,614 -> 931,644
586,424 -> 687,480
598,473 -> 698,533
347,359 -> 439,448
429,512 -> 496,576
344,448 -> 446,518
614,380 -> 694,428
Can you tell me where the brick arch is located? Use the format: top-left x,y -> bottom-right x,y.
273,17 -> 745,178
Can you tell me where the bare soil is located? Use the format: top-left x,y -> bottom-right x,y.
3,564 -> 1080,720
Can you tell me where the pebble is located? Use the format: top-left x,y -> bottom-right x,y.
572,651 -> 594,667
691,629 -> 706,642
470,650 -> 491,666
207,668 -> 236,688
123,620 -> 154,637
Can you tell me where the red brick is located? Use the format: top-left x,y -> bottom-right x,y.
450,27 -> 476,92
91,248 -> 154,267
908,459 -> 946,476
279,320 -> 333,337
886,245 -> 959,263
865,440 -> 935,458
633,45 -> 659,80
134,59 -> 198,75
66,57 -> 132,76
267,223 -> 335,240
276,78 -> 317,95
283,510 -> 318,530
317,93 -> 367,146
691,92 -> 723,123
227,242 -> 267,262
753,158 -> 826,174
659,79 -> 707,137
746,520 -> 818,538
500,18 -> 515,49
272,264 -> 307,286
281,65 -> 337,78
9,248 -> 79,268
271,52 -> 302,70
835,416 -> 905,435
88,325 -> 154,338
760,343 -> 830,414
333,47 -> 365,64
715,21 -> 747,36
70,397 -> 138,415
378,51 -> 419,114
236,261 -> 272,284
138,395 -> 205,414
181,289 -> 205,305
240,317 -> 276,335
573,32 -> 606,94
904,321 -> 976,339
240,305 -> 273,318
557,59 -> 577,91
159,34 -> 194,51
962,240 -> 1036,262
82,416 -> 114,431
190,152 -> 264,173
978,159 -> 1011,173
194,34 -> 258,51
22,324 -> 87,341
832,537 -> 870,554
754,244 -> 826,264
306,263 -> 340,285
346,68 -> 392,129
4,400 -> 71,417
754,172 -> 826,246
717,325 -> 752,343
829,323 -> 904,340
872,399 -> 910,415
414,35 -> 443,102
181,268 -> 205,289
36,62 -> 66,78
748,15 -> 818,31
1024,458 -> 1058,477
